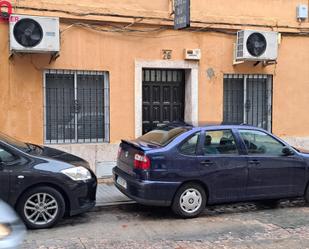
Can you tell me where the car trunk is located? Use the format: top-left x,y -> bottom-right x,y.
117,127 -> 189,178
117,139 -> 158,178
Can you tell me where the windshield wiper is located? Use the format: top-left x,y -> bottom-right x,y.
25,143 -> 34,152
26,143 -> 43,153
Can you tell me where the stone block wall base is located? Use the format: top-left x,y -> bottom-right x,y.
47,143 -> 119,173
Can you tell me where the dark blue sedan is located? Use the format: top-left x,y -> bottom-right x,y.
113,124 -> 309,218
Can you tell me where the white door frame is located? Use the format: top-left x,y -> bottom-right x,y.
135,60 -> 199,138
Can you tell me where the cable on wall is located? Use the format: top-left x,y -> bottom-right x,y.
12,5 -> 309,36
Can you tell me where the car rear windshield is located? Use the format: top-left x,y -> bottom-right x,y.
138,127 -> 189,146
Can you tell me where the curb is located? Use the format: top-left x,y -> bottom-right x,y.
93,200 -> 136,211
97,177 -> 114,185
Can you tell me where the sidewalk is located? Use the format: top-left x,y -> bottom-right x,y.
95,181 -> 135,206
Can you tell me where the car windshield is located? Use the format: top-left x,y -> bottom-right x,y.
138,127 -> 189,146
0,132 -> 31,152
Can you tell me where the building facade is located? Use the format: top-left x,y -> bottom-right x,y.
1,0 -> 309,175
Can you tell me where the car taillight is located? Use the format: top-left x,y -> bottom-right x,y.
134,154 -> 150,170
117,147 -> 122,159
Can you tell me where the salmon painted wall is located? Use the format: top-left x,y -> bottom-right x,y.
11,0 -> 309,29
0,0 -> 309,144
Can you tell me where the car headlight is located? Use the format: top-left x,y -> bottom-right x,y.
61,167 -> 91,181
0,223 -> 12,239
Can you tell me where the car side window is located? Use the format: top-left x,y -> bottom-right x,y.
179,132 -> 201,156
239,129 -> 285,156
0,146 -> 16,163
203,130 -> 238,155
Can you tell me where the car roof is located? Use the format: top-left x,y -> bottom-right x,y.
194,124 -> 265,131
153,122 -> 266,132
202,124 -> 261,129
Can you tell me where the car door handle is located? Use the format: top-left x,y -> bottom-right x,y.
200,160 -> 214,166
249,159 -> 260,165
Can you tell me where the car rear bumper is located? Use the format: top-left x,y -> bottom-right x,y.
113,167 -> 180,207
68,176 -> 97,216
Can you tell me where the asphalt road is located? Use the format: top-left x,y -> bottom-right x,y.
22,199 -> 309,249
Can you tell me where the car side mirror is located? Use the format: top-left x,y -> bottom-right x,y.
282,147 -> 294,156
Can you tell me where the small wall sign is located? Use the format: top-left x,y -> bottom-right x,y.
174,0 -> 190,30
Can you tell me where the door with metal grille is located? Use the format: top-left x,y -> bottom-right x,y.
142,69 -> 185,134
223,74 -> 272,131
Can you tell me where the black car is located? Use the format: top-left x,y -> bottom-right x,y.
0,132 -> 97,229
114,124 -> 309,218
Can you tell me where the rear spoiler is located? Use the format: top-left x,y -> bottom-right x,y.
121,139 -> 160,151
121,139 -> 145,151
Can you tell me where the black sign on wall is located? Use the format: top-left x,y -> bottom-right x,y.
174,0 -> 190,30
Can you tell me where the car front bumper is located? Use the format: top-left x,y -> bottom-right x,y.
68,176 -> 97,216
113,167 -> 180,207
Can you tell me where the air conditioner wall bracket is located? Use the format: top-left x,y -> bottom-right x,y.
49,52 -> 60,64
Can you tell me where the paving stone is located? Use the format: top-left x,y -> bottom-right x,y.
22,198 -> 309,249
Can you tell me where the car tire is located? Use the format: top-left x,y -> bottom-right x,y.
17,186 -> 65,229
172,183 -> 206,218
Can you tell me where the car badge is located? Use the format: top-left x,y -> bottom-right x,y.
125,151 -> 129,158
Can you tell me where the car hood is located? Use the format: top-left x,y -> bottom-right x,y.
295,147 -> 309,168
39,146 -> 90,168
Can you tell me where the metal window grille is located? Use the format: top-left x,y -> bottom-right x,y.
223,74 -> 273,131
44,70 -> 110,144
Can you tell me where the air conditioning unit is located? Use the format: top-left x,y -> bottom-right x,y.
235,30 -> 278,61
9,14 -> 60,53
184,49 -> 201,60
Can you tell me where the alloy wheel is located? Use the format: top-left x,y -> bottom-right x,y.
24,193 -> 58,226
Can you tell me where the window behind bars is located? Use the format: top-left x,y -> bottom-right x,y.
223,74 -> 273,132
44,70 -> 110,144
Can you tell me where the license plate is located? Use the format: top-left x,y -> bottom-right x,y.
116,176 -> 127,189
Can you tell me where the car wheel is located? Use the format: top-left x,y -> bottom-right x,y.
172,183 -> 206,218
17,186 -> 65,229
